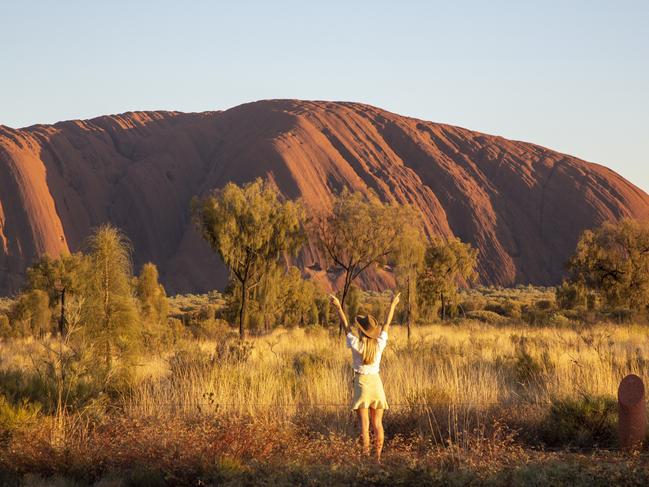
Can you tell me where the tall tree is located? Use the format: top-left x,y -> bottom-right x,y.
566,219 -> 649,311
314,189 -> 407,332
83,225 -> 140,374
193,179 -> 305,338
418,237 -> 478,321
392,218 -> 426,339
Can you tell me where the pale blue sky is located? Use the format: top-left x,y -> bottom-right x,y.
2,0 -> 648,191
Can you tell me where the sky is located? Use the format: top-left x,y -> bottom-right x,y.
2,0 -> 648,191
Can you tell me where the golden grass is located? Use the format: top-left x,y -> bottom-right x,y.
109,321 -> 649,426
3,320 -> 649,484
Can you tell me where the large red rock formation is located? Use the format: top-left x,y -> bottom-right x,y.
1,100 -> 648,295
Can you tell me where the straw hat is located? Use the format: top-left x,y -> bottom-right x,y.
355,314 -> 381,339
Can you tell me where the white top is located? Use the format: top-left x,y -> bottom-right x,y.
346,331 -> 388,375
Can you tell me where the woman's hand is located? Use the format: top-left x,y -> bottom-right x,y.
329,293 -> 342,309
390,292 -> 401,308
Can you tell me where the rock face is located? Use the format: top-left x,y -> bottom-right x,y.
1,99 -> 649,295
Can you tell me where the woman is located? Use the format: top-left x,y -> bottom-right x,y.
330,292 -> 400,461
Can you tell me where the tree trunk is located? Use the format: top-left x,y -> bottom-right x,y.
59,288 -> 66,337
239,279 -> 248,339
339,273 -> 353,336
406,274 -> 412,342
441,292 -> 446,321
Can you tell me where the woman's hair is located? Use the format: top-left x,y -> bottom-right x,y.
360,335 -> 378,365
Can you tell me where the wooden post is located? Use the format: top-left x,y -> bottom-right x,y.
618,374 -> 646,450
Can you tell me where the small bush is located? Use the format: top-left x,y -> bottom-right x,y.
459,295 -> 487,313
535,299 -> 554,311
0,314 -> 11,339
539,395 -> 617,448
466,310 -> 508,324
604,307 -> 635,324
292,350 -> 330,377
513,350 -> 544,386
189,318 -> 231,340
522,307 -> 553,326
548,312 -> 572,328
0,395 -> 40,435
168,348 -> 214,378
214,333 -> 254,363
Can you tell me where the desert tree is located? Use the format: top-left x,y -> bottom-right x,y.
83,224 -> 141,375
135,262 -> 170,347
418,236 -> 478,321
10,290 -> 51,337
566,219 -> 649,312
136,262 -> 169,326
193,178 -> 306,338
25,252 -> 88,336
314,189 -> 407,331
391,215 -> 426,340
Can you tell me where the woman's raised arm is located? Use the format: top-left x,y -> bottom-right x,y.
382,292 -> 401,333
330,294 -> 351,334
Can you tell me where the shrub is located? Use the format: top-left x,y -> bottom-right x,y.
466,310 -> 508,324
168,347 -> 214,378
604,307 -> 635,324
165,317 -> 188,344
539,395 -> 617,448
548,312 -> 572,328
459,295 -> 487,313
198,304 -> 219,321
189,318 -> 231,340
535,299 -> 554,311
292,350 -> 330,377
214,333 -> 254,363
484,302 -> 507,316
522,306 -> 553,326
0,395 -> 40,435
513,350 -> 544,386
0,314 -> 11,339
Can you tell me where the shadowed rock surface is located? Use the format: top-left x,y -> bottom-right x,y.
1,99 -> 648,295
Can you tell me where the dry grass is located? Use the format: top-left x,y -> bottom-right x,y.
2,320 -> 649,485
121,322 -> 649,420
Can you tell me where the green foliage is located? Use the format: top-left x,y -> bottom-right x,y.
556,280 -> 587,310
418,236 -> 478,320
25,252 -> 88,333
135,263 -> 170,350
214,333 -> 254,363
188,318 -> 231,340
292,350 -> 331,377
315,294 -> 331,328
345,284 -> 362,321
0,340 -> 101,415
0,314 -> 10,339
82,225 -> 141,375
466,310 -> 508,324
10,290 -> 52,337
0,395 -> 40,434
314,188 -> 411,313
567,219 -> 649,312
193,178 -> 306,337
540,395 -> 617,448
391,217 -> 426,335
228,265 -> 324,331
136,263 -> 168,325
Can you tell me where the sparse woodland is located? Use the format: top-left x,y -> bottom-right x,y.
2,181 -> 649,485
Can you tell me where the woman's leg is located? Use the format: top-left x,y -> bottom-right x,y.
369,408 -> 384,460
356,408 -> 370,455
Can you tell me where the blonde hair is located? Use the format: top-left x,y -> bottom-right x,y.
360,335 -> 378,365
